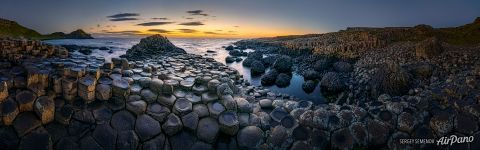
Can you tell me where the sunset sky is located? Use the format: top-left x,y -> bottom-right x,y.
1,0 -> 479,38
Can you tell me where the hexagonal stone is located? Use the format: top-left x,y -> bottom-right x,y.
237,126 -> 264,149
163,79 -> 178,94
112,79 -> 130,98
146,103 -> 171,123
0,126 -> 20,149
397,112 -> 417,133
33,96 -> 55,124
80,135 -> 103,150
149,78 -> 163,93
135,114 -> 162,141
0,81 -> 8,103
111,110 -> 135,131
455,112 -> 478,135
170,131 -> 196,150
116,130 -> 139,150
429,111 -> 454,137
78,76 -> 96,103
1,98 -> 19,125
13,112 -> 42,136
157,94 -> 176,107
19,128 -> 52,150
218,111 -> 239,135
191,141 -> 213,150
140,89 -> 157,103
142,134 -> 166,150
162,114 -> 183,136
73,109 -> 95,124
267,125 -> 289,149
185,93 -> 201,104
349,122 -> 367,145
207,79 -> 221,93
173,98 -> 192,116
180,80 -> 194,90
45,123 -> 67,143
16,90 -> 37,112
55,104 -> 74,125
192,85 -> 207,94
367,119 -> 389,146
130,84 -> 142,95
291,141 -> 311,150
193,104 -> 210,118
126,100 -> 147,115
292,126 -> 310,141
93,124 -> 117,150
331,128 -> 354,149
95,84 -> 112,101
236,98 -> 251,113
55,137 -> 79,150
182,112 -> 199,131
208,102 -> 225,118
197,117 -> 220,143
202,92 -> 218,103
92,105 -> 113,124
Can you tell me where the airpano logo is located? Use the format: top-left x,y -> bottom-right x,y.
436,135 -> 474,146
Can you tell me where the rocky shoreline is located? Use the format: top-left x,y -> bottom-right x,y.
1,32 -> 480,150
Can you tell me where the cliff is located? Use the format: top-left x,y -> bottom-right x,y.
0,18 -> 93,40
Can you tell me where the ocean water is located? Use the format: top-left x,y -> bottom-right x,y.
44,38 -> 325,104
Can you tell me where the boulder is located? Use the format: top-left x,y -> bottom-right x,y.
140,89 -> 158,103
112,79 -> 130,98
250,60 -> 266,75
275,73 -> 291,87
261,69 -> 279,86
15,90 -> 37,112
95,84 -> 112,101
193,104 -> 210,118
218,111 -> 239,135
370,62 -> 411,97
272,55 -> 292,73
302,80 -> 317,93
303,70 -> 320,80
333,61 -> 352,72
123,34 -> 186,60
126,100 -> 147,115
78,76 -> 96,103
173,98 -> 193,116
320,72 -> 346,94
314,58 -> 333,72
13,112 -> 42,136
146,103 -> 171,122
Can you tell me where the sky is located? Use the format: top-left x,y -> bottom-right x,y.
1,0 -> 479,38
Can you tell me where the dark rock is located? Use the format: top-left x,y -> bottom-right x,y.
193,104 -> 210,118
92,124 -> 117,150
242,58 -> 255,67
225,45 -> 234,51
261,69 -> 279,85
173,98 -> 192,116
162,114 -> 183,136
73,109 -> 95,124
208,102 -> 225,118
302,80 -> 317,93
197,117 -> 220,143
290,141 -> 311,150
388,131 -> 412,150
225,56 -> 235,63
370,62 -> 411,97
429,111 -> 454,137
1,98 -> 19,125
123,34 -> 186,60
0,126 -> 19,150
80,136 -> 103,150
367,119 -> 389,145
191,141 -> 214,150
237,126 -> 264,149
218,111 -> 239,135
142,134 -> 166,150
333,61 -> 352,72
397,112 -> 417,133
135,114 -> 162,141
140,89 -> 157,103
116,130 -> 139,150
415,37 -> 443,59
292,126 -> 310,141
55,137 -> 79,150
19,128 -> 52,150
229,50 -> 247,56
33,96 -> 55,124
126,100 -> 147,115
320,72 -> 345,94
303,69 -> 320,80
250,60 -> 265,75
272,55 -> 292,73
454,112 -> 478,135
15,90 -> 37,112
314,58 -> 333,72
13,112 -> 42,136
310,129 -> 330,149
146,103 -> 171,122
182,112 -> 199,131
169,131 -> 196,150
267,125 -> 289,149
111,110 -> 135,131
281,115 -> 296,128
275,73 -> 291,87
331,128 -> 354,149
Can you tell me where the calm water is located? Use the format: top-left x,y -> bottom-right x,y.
44,38 -> 324,104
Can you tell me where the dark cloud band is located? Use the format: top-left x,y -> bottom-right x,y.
178,21 -> 204,26
137,22 -> 175,26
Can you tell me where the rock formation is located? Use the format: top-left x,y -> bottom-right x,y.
122,34 -> 186,60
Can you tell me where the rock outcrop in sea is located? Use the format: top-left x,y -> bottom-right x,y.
121,34 -> 186,60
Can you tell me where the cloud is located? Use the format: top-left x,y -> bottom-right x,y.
137,22 -> 175,26
187,10 -> 208,16
204,31 -> 220,35
148,29 -> 172,33
152,17 -> 168,20
204,31 -> 236,35
105,30 -> 141,34
178,29 -> 198,33
110,18 -> 138,21
108,13 -> 139,18
185,17 -> 194,20
234,26 -> 240,28
178,21 -> 204,26
216,30 -> 223,32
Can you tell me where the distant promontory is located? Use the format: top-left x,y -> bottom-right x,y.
0,18 -> 93,40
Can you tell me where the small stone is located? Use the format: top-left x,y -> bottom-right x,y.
13,112 -> 42,136
259,99 -> 273,109
197,117 -> 220,143
135,114 -> 162,141
208,102 -> 225,118
237,126 -> 264,149
16,90 -> 37,112
95,84 -> 112,101
33,96 -> 55,124
146,103 -> 171,122
218,111 -> 239,135
182,112 -> 199,131
111,110 -> 136,131
162,114 -> 183,136
193,104 -> 210,118
270,107 -> 288,122
454,112 -> 478,135
173,98 -> 193,116
126,100 -> 147,115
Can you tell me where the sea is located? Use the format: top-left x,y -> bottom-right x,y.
44,38 -> 325,104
